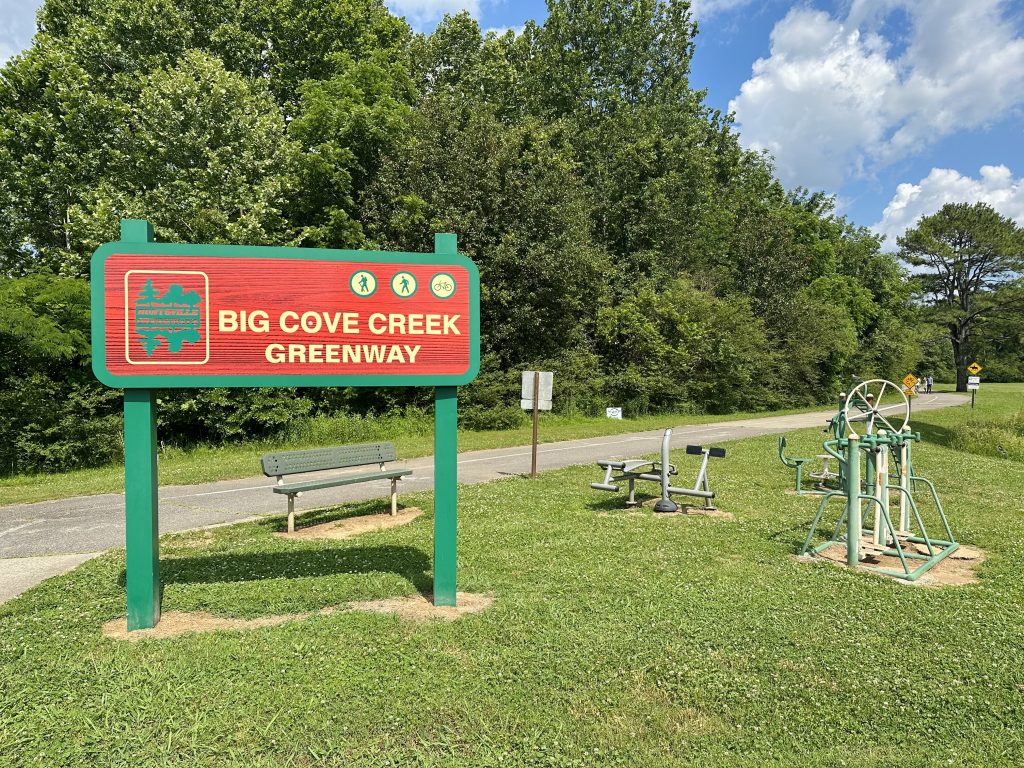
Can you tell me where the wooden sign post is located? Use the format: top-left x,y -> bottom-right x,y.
92,221 -> 479,630
521,371 -> 553,478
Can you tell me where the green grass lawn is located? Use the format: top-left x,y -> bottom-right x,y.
0,403 -> 831,506
1,386 -> 1022,766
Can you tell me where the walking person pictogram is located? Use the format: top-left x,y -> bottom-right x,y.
350,270 -> 377,297
390,271 -> 417,298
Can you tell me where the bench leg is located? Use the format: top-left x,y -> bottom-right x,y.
287,494 -> 296,534
390,477 -> 398,517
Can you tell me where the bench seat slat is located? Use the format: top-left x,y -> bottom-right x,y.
273,469 -> 412,494
262,442 -> 398,477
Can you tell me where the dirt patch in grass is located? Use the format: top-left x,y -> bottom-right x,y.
349,591 -> 494,621
804,539 -> 985,587
275,506 -> 423,540
102,589 -> 493,640
652,507 -> 735,520
598,500 -> 734,520
639,497 -> 734,518
102,607 -> 339,641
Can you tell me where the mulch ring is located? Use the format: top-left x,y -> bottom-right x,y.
102,591 -> 494,641
802,538 -> 985,587
274,506 -> 423,540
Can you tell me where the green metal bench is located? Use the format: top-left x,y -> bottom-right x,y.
261,443 -> 412,533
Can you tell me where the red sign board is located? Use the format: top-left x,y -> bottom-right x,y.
91,242 -> 480,387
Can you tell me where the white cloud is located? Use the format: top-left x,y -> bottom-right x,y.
873,165 -> 1024,249
729,1 -> 1024,190
385,0 -> 480,29
483,24 -> 524,38
689,0 -> 757,19
0,0 -> 40,65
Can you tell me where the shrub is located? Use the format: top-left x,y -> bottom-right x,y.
459,405 -> 527,431
949,411 -> 1024,462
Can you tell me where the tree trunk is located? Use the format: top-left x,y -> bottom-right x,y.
951,330 -> 968,392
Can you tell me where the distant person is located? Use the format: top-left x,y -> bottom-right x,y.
926,375 -> 933,394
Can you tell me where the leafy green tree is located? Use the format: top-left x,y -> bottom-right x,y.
0,272 -> 122,473
288,52 -> 416,248
0,0 -> 982,474
596,279 -> 775,414
364,98 -> 610,368
966,282 -> 1024,382
1,0 -> 411,275
899,203 -> 1024,390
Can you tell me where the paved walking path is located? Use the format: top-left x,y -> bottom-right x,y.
0,393 -> 965,603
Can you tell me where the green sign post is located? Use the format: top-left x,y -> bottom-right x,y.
92,221 -> 479,630
432,234 -> 459,606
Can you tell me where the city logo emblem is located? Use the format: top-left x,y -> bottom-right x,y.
125,270 -> 210,364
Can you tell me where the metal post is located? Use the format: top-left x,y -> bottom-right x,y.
120,219 -> 161,631
971,390 -> 975,409
531,370 -> 539,478
898,432 -> 909,533
433,232 -> 459,607
434,385 -> 458,606
124,388 -> 159,630
846,435 -> 861,567
874,432 -> 889,546
653,429 -> 679,513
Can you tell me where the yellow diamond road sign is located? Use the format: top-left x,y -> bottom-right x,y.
902,373 -> 918,389
967,362 -> 982,375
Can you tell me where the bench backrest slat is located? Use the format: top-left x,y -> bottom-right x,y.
261,443 -> 398,477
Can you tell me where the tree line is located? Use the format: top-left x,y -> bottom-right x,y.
1,0 -> 1020,474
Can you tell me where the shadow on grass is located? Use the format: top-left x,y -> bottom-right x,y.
588,492 -> 650,512
255,498 -> 423,533
122,545 -> 433,595
912,417 -> 958,449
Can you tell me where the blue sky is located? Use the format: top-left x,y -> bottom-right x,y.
3,0 -> 1022,248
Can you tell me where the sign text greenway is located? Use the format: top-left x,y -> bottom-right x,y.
92,243 -> 480,387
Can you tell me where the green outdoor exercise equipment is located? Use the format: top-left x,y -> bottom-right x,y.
778,435 -> 841,495
799,379 -> 958,581
591,429 -> 725,512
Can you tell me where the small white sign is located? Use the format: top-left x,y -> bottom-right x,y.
606,407 -> 623,420
968,376 -> 981,385
521,371 -> 553,411
967,382 -> 980,391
